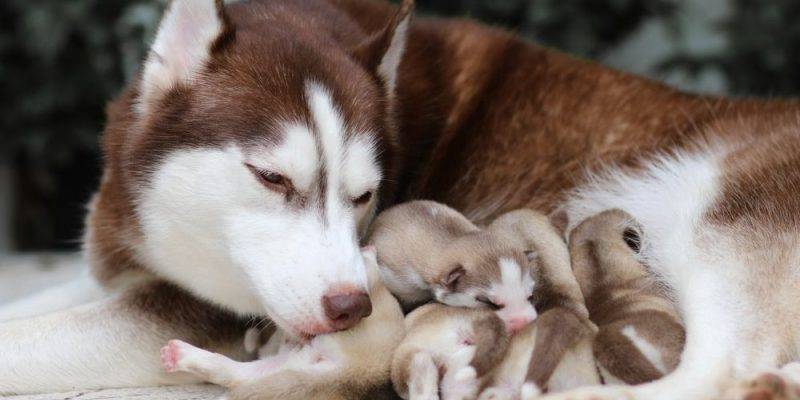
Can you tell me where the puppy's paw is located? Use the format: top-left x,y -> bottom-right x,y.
478,386 -> 515,400
520,383 -> 542,400
723,367 -> 800,400
442,366 -> 479,400
161,339 -> 192,373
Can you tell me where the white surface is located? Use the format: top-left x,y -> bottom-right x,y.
0,254 -> 225,399
2,385 -> 224,400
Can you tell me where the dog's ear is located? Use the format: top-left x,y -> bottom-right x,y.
350,0 -> 414,96
138,0 -> 234,115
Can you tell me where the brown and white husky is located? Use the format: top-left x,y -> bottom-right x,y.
2,0 -> 800,399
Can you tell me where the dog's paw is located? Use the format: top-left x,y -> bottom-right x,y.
723,367 -> 800,400
161,340 -> 190,373
441,366 -> 479,400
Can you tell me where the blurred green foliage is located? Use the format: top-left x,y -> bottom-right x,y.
2,0 -> 800,249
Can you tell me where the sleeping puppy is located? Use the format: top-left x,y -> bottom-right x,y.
569,209 -> 685,384
368,201 -> 587,335
391,303 -> 509,400
159,247 -> 405,400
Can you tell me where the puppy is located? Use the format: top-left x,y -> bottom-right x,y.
391,303 -> 509,400
159,247 -> 405,400
569,209 -> 685,384
479,308 -> 600,400
368,201 -> 586,334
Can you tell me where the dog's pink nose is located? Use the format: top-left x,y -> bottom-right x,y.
506,317 -> 533,335
322,291 -> 372,331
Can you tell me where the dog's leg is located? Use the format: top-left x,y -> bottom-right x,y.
408,352 -> 440,400
441,346 -> 480,400
0,272 -> 106,322
0,280 -> 251,395
162,339 -> 287,387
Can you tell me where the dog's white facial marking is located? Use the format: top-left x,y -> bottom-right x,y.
137,83 -> 382,338
490,258 -> 537,332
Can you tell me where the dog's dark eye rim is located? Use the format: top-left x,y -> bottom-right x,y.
476,296 -> 503,310
352,191 -> 373,206
245,163 -> 290,193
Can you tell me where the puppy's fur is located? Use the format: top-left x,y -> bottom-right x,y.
569,210 -> 685,384
160,248 -> 405,400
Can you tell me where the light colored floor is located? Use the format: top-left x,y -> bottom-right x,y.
0,254 -> 225,400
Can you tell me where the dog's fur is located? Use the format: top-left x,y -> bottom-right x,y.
159,248 -> 404,400
3,0 -> 800,398
569,209 -> 685,385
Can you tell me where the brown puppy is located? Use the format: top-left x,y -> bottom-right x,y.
569,209 -> 685,385
159,247 -> 405,400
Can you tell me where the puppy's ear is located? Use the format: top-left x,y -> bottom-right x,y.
441,265 -> 465,291
524,250 -> 539,263
138,0 -> 234,115
350,0 -> 414,96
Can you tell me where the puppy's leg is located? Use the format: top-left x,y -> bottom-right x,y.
162,340 -> 287,388
0,272 -> 105,321
441,346 -> 480,400
0,280 -> 250,395
408,352 -> 441,400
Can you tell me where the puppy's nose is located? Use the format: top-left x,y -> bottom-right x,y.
506,317 -> 534,335
322,291 -> 372,331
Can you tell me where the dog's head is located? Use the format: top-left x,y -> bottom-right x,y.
126,0 -> 413,338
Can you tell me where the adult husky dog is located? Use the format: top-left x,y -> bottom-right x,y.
2,0 -> 800,399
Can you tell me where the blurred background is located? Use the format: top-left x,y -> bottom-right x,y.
1,0 -> 800,258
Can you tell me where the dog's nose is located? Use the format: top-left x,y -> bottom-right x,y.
322,291 -> 372,331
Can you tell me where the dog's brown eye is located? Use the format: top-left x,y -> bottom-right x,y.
246,164 -> 290,193
476,296 -> 503,311
353,191 -> 373,206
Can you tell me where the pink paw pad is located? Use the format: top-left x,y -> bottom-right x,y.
160,340 -> 186,373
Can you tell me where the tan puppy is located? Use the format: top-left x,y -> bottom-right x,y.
369,201 -> 586,335
391,303 -> 509,400
569,209 -> 685,384
479,308 -> 599,400
159,247 -> 405,400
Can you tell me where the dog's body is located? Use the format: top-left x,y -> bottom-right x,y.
569,210 -> 685,385
1,0 -> 800,398
160,248 -> 405,400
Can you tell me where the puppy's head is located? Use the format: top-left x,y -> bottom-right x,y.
127,0 -> 414,338
433,235 -> 539,335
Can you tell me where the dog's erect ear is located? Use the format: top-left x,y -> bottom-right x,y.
138,0 -> 233,115
350,0 -> 414,96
